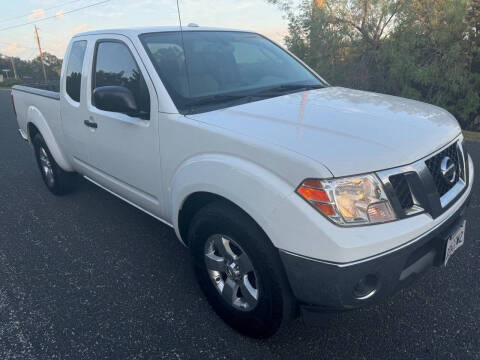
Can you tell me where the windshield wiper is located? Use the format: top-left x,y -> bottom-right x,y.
253,83 -> 325,96
185,94 -> 251,108
183,84 -> 325,114
185,84 -> 324,109
184,92 -> 272,113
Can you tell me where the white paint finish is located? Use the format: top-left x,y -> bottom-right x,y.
190,87 -> 462,177
12,89 -> 74,172
80,33 -> 163,216
158,112 -> 332,219
270,155 -> 474,263
11,27 -> 472,265
169,152 -> 298,244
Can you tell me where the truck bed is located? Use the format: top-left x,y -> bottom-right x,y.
12,81 -> 62,145
12,81 -> 60,100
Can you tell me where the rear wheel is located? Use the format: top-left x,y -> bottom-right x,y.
33,133 -> 77,195
188,201 -> 295,338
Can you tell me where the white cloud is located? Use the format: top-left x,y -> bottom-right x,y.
55,10 -> 66,18
5,43 -> 25,56
28,8 -> 46,20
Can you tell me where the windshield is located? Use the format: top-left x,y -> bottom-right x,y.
139,31 -> 326,114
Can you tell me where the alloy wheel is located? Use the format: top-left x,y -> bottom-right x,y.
204,234 -> 259,311
39,147 -> 54,187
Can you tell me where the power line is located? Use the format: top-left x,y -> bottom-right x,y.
0,0 -> 91,25
0,0 -> 111,32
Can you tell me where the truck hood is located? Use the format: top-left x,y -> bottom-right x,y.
188,86 -> 461,177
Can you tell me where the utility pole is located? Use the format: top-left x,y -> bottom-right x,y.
34,25 -> 48,83
10,57 -> 18,79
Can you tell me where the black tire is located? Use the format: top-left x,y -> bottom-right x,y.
188,201 -> 296,338
33,133 -> 77,196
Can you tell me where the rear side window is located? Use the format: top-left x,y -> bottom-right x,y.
66,40 -> 87,102
93,41 -> 150,118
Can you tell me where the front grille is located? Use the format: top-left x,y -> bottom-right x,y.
389,174 -> 414,210
425,143 -> 462,197
379,138 -> 467,220
458,143 -> 465,180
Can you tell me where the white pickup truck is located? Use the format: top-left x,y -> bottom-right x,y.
12,26 -> 474,338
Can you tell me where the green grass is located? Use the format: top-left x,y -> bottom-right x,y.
463,130 -> 480,141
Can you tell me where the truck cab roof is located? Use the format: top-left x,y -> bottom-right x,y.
73,25 -> 248,38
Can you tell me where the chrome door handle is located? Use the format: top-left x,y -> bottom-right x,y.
84,119 -> 98,129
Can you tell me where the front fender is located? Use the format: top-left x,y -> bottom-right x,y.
170,154 -> 297,247
27,106 -> 74,172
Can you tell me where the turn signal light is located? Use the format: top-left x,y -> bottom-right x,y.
296,175 -> 396,226
297,186 -> 329,202
296,181 -> 336,217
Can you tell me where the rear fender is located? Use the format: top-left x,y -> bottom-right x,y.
27,106 -> 74,172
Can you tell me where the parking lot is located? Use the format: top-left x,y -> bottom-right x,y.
1,88 -> 479,359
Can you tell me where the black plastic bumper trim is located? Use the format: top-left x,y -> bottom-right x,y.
279,192 -> 471,310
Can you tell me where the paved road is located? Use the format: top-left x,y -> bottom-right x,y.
1,89 -> 479,359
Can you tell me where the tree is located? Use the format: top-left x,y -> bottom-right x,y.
467,0 -> 480,126
381,0 -> 479,126
0,52 -> 62,84
269,0 -> 480,129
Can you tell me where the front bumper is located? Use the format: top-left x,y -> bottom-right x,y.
279,191 -> 471,311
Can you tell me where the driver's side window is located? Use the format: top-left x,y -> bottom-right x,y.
93,41 -> 150,119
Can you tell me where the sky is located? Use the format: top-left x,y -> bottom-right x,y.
0,0 -> 290,60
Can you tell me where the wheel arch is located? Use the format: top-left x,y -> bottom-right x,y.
171,153 -> 295,248
26,106 -> 73,172
27,122 -> 40,143
178,191 -> 274,247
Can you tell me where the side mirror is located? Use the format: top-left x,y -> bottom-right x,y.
93,86 -> 138,116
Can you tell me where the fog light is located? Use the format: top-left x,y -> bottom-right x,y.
353,274 -> 378,300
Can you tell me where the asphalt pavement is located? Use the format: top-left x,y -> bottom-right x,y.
0,89 -> 479,359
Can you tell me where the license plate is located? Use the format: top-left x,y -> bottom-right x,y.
444,220 -> 466,266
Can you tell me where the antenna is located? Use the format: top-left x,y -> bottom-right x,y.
176,0 -> 191,98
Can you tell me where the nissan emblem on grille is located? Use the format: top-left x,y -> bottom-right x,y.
440,156 -> 456,184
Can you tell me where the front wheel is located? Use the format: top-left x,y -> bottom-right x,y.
33,133 -> 77,196
188,201 -> 295,338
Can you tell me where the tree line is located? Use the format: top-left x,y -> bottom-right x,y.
269,0 -> 480,130
0,52 -> 61,86
2,1 -> 479,130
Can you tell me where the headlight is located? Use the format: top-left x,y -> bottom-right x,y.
296,174 -> 396,226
